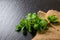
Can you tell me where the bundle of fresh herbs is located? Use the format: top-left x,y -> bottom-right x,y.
16,13 -> 59,35
16,13 -> 49,35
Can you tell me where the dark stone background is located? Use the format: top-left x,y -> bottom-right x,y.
0,0 -> 60,40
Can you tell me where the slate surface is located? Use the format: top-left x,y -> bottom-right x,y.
0,0 -> 60,40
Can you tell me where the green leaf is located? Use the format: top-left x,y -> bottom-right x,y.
26,13 -> 32,20
39,20 -> 48,27
48,15 -> 58,23
38,20 -> 48,32
16,24 -> 21,32
33,24 -> 38,30
32,13 -> 37,19
20,19 -> 26,27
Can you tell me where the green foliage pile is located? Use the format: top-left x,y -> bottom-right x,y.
16,13 -> 58,35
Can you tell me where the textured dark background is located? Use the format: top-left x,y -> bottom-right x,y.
0,0 -> 60,40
